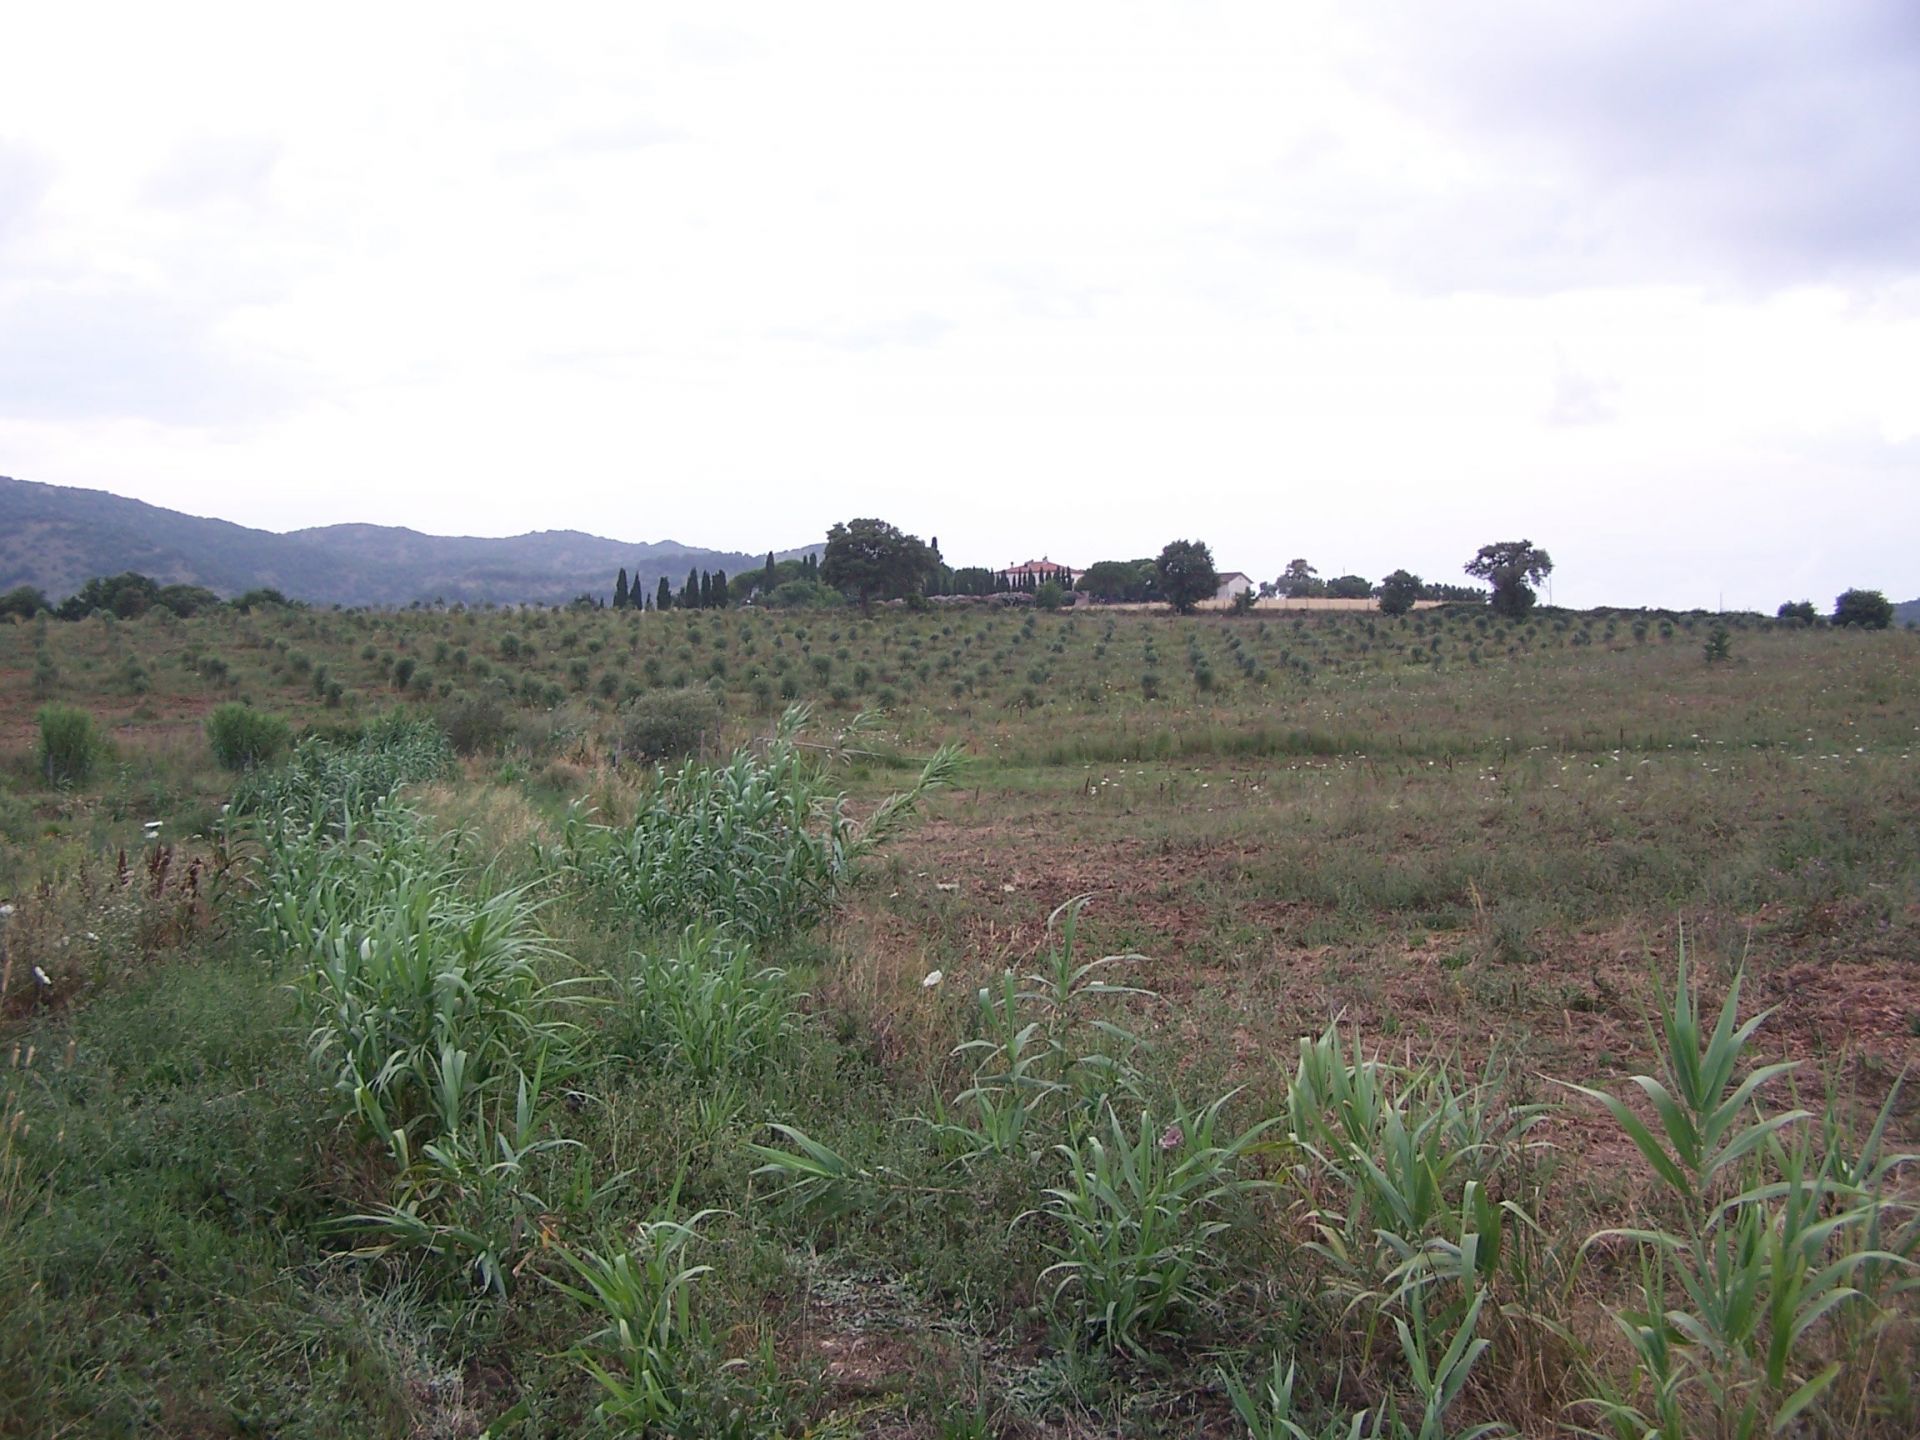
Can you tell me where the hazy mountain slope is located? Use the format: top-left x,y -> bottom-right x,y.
1895,597 -> 1919,627
0,475 -> 815,606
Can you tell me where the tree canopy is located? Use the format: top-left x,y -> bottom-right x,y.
1375,569 -> 1422,616
1277,558 -> 1323,598
0,584 -> 48,620
821,518 -> 937,608
1076,559 -> 1158,603
1465,540 -> 1553,618
1155,540 -> 1218,614
1832,588 -> 1892,629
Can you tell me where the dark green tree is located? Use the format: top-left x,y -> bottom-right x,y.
820,518 -> 937,609
657,576 -> 672,611
1776,600 -> 1817,624
712,569 -> 729,607
0,585 -> 49,620
699,571 -> 712,608
57,572 -> 161,619
1465,539 -> 1553,618
1155,539 -> 1218,615
614,568 -> 630,609
1325,574 -> 1372,599
681,569 -> 699,609
156,584 -> 221,617
1376,569 -> 1422,616
1832,589 -> 1893,629
1076,560 -> 1155,602
763,552 -> 776,593
1277,558 -> 1324,598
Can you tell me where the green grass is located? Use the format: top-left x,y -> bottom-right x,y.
0,604 -> 1916,1435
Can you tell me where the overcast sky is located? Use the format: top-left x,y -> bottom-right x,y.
2,2 -> 1916,608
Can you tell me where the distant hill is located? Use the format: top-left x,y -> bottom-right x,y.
1896,597 -> 1920,627
0,476 -> 819,607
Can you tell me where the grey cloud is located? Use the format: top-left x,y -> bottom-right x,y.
0,283 -> 295,425
1546,356 -> 1619,427
0,143 -> 52,247
495,116 -> 683,176
669,23 -> 764,67
1248,2 -> 1920,293
143,137 -> 280,209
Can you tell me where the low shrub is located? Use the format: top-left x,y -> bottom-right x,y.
619,687 -> 723,764
437,690 -> 512,756
206,703 -> 292,771
37,704 -> 102,785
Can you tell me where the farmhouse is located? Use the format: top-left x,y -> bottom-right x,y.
997,557 -> 1082,586
1213,571 -> 1253,602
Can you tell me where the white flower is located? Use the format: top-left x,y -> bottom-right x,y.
0,903 -> 14,918
921,970 -> 944,989
32,966 -> 51,989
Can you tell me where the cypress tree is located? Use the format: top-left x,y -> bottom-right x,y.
614,568 -> 629,609
713,569 -> 728,608
763,552 -> 776,592
699,571 -> 712,608
657,576 -> 672,611
682,569 -> 698,609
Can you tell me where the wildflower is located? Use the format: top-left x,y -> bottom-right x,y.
922,970 -> 944,988
1158,1123 -> 1184,1151
32,966 -> 52,990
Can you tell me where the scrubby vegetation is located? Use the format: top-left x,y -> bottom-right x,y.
0,599 -> 1915,1435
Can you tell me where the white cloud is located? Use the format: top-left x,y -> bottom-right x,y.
0,0 -> 1914,608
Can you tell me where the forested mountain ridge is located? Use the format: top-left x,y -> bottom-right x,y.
0,475 -> 814,606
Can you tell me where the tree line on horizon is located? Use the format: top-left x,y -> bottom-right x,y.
6,543 -> 1901,633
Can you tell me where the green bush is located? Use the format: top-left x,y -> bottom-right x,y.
1833,588 -> 1893,630
437,691 -> 511,756
206,703 -> 292,771
37,704 -> 102,785
619,687 -> 724,764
